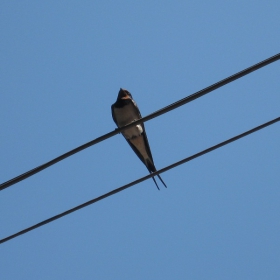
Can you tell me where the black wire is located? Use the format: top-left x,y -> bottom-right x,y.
1,116 -> 279,244
1,53 -> 279,191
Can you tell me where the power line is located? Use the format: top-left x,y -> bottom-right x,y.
1,116 -> 279,244
1,53 -> 279,191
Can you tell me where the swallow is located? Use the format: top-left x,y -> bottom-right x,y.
111,88 -> 167,190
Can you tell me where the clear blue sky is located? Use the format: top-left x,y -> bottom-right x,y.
1,1 -> 279,279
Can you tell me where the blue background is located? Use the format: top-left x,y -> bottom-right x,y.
1,1 -> 279,279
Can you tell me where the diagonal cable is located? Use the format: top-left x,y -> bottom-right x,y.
1,53 -> 279,191
1,116 -> 279,244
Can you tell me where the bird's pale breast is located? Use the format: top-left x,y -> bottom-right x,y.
113,103 -> 143,139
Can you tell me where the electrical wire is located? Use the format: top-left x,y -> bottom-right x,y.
1,116 -> 279,244
1,53 -> 279,191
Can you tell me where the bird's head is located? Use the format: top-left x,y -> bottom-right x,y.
117,88 -> 132,100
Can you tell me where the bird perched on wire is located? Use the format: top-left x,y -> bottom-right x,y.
111,88 -> 167,190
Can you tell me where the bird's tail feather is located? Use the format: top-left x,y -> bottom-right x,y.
146,159 -> 156,173
146,160 -> 167,190
157,174 -> 167,188
152,176 -> 160,190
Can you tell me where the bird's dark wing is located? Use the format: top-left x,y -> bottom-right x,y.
112,98 -> 157,172
131,103 -> 167,188
111,104 -> 118,125
124,135 -> 155,172
129,99 -> 155,165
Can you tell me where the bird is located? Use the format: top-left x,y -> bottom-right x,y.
111,88 -> 167,190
